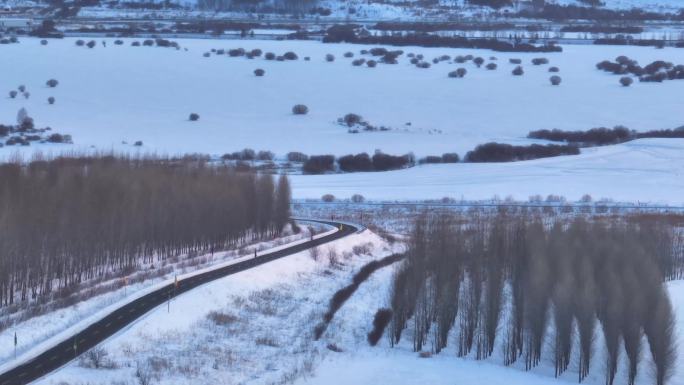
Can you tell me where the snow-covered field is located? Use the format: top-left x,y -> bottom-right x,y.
290,138 -> 684,204
1,38 -> 684,159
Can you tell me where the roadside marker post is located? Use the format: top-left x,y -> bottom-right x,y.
13,332 -> 17,360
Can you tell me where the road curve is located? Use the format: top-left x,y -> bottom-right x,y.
0,219 -> 359,385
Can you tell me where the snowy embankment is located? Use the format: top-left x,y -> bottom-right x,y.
33,229 -> 401,385
0,222 -> 333,375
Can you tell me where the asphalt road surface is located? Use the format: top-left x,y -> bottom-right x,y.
0,219 -> 358,385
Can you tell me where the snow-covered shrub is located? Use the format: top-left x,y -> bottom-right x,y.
250,48 -> 262,57
352,58 -> 365,66
9,90 -> 17,99
325,53 -> 335,62
512,66 -> 524,76
509,58 -> 522,64
254,68 -> 265,77
23,92 -> 30,99
114,40 -> 123,45
344,51 -> 354,58
292,104 -> 309,115
75,39 -> 85,46
86,40 -> 96,48
46,79 -> 59,88
142,39 -> 154,47
486,63 -> 497,70
532,57 -> 549,65
417,61 -> 431,69
474,57 -> 485,67
620,76 -> 633,87
366,60 -> 377,68
132,41 -> 141,47
40,39 -> 48,45
449,68 -> 467,78
18,85 -> 25,93
283,51 -> 298,60
550,75 -> 562,85
189,113 -> 200,121
264,52 -> 275,60
228,48 -> 245,57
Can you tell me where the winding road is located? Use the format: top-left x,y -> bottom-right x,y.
0,219 -> 359,385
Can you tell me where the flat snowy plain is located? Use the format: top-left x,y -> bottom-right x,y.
2,37 -> 684,203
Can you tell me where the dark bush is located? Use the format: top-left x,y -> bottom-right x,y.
18,85 -> 26,93
132,41 -> 141,47
528,126 -> 633,146
417,61 -> 431,69
303,155 -> 335,174
85,40 -> 96,48
367,60 -> 377,68
474,57 -> 485,67
512,66 -> 524,76
203,52 -> 210,57
420,155 -> 443,164
134,141 -> 143,146
228,48 -> 245,57
620,76 -> 633,86
550,75 -> 562,85
372,152 -> 414,171
114,40 -> 124,45
283,51 -> 298,60
264,52 -> 276,60
325,53 -> 335,62
321,193 -> 335,202
40,40 -> 48,45
344,52 -> 354,58
9,90 -> 17,99
142,39 -> 154,46
287,151 -> 308,162
369,47 -> 388,56
352,58 -> 365,66
342,113 -> 363,127
254,68 -> 265,76
532,57 -> 549,65
441,153 -> 460,163
292,104 -> 309,115
455,55 -> 466,63
509,58 -> 522,64
189,113 -> 200,121
46,133 -> 71,143
257,150 -> 274,161
48,96 -> 55,105
46,79 -> 59,88
549,66 -> 560,72
486,62 -> 497,70
351,194 -> 365,203
250,49 -> 262,57
76,40 -> 85,46
368,309 -> 393,346
449,68 -> 467,78
339,153 -> 373,172
465,142 -> 579,162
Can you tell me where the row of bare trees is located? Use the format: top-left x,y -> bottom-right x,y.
0,155 -> 291,308
389,212 -> 680,385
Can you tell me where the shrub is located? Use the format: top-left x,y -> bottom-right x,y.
369,47 -> 388,56
292,104 -> 309,115
287,151 -> 308,162
486,62 -> 497,70
250,49 -> 262,57
304,155 -> 335,174
48,96 -> 55,105
23,92 -> 30,99
189,113 -> 200,121
465,142 -> 579,162
276,56 -> 285,61
549,66 -> 560,72
46,79 -> 59,88
417,61 -> 431,69
321,194 -> 335,202
142,39 -> 154,46
550,75 -> 562,85
46,133 -> 71,143
264,52 -> 276,60
448,67 -> 467,78
228,48 -> 245,57
512,66 -> 524,76
352,58 -> 365,66
367,60 -> 377,68
528,126 -> 633,146
40,40 -> 48,45
18,85 -> 25,93
283,51 -> 298,60
254,68 -> 265,76
9,90 -> 17,99
342,113 -> 363,127
367,309 -> 392,346
203,52 -> 210,57
474,57 -> 485,67
304,57 -> 310,61
338,153 -> 373,172
344,52 -> 354,58
532,57 -> 549,65
455,55 -> 466,63
620,76 -> 633,87
420,155 -> 443,164
132,41 -> 141,47
76,40 -> 85,46
134,141 -> 143,146
372,152 -> 414,171
509,58 -> 522,64
441,153 -> 460,163
86,40 -> 96,48
351,194 -> 365,203
325,53 -> 335,62
114,40 -> 124,45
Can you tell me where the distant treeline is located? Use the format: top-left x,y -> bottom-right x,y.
387,213 -> 681,385
303,152 -> 416,174
464,143 -> 579,162
0,155 -> 291,308
529,126 -> 684,146
516,3 -> 684,22
560,24 -> 643,34
372,22 -> 516,32
323,26 -> 562,53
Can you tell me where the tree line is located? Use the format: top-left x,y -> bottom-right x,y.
388,213 -> 680,385
0,155 -> 291,308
